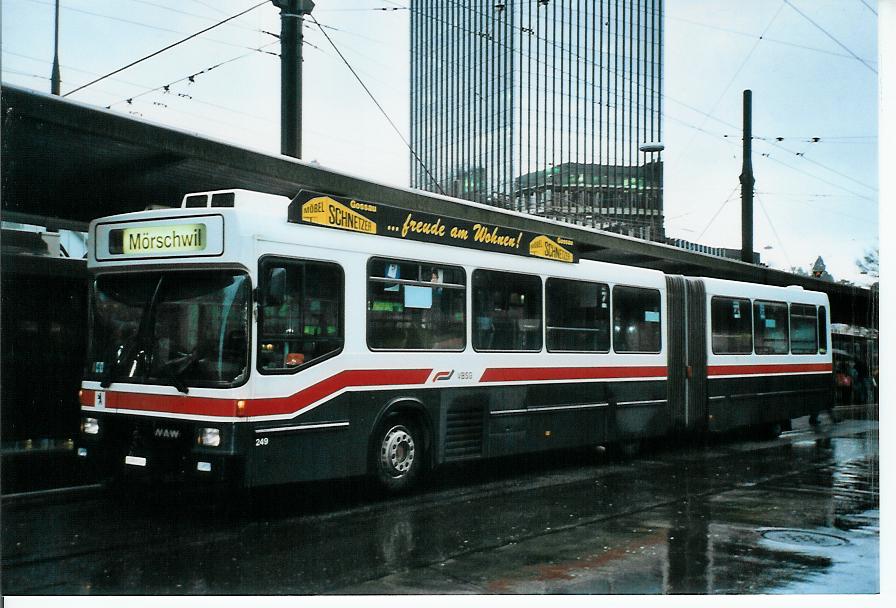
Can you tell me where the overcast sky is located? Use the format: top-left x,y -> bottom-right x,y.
1,0 -> 881,285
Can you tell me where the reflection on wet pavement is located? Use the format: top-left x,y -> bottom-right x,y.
1,420 -> 879,594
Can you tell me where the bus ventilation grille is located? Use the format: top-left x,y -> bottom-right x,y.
444,403 -> 484,460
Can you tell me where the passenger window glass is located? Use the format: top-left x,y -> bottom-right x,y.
258,259 -> 343,372
612,286 -> 661,353
473,270 -> 542,351
790,303 -> 818,354
367,258 -> 465,350
818,306 -> 828,354
753,300 -> 789,355
546,278 -> 610,352
711,297 -> 753,354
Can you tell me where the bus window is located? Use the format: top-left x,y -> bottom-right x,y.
472,270 -> 542,352
367,258 -> 465,351
711,296 -> 753,354
89,270 -> 251,388
790,303 -> 818,354
546,278 -> 610,352
753,300 -> 789,355
258,258 -> 343,373
612,286 -> 661,353
818,306 -> 828,354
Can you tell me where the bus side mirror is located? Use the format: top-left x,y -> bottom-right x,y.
264,267 -> 287,307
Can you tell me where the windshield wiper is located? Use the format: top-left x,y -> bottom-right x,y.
100,276 -> 165,389
157,350 -> 197,395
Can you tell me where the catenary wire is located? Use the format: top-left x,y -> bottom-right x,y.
307,12 -> 445,196
21,0 -> 271,53
695,185 -> 739,241
63,0 -> 269,97
782,0 -> 877,74
755,194 -> 793,269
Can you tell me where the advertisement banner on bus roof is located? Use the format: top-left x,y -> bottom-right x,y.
288,190 -> 578,263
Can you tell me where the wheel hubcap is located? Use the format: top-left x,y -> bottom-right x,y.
380,426 -> 415,477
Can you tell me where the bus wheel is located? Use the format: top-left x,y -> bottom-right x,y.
766,421 -> 784,439
375,419 -> 422,492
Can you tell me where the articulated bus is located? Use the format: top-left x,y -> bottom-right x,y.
78,189 -> 832,491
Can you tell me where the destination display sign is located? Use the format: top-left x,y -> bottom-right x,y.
288,190 -> 578,263
95,214 -> 225,261
113,223 -> 207,255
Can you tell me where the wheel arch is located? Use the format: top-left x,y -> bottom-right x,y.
368,396 -> 435,473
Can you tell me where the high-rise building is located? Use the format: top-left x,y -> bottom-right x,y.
410,0 -> 664,240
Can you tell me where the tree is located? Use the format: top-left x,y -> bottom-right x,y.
809,256 -> 834,282
856,247 -> 879,279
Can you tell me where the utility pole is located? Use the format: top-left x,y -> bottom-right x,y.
272,0 -> 315,159
51,0 -> 61,95
739,89 -> 754,264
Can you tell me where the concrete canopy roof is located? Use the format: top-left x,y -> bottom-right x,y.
1,85 -> 877,326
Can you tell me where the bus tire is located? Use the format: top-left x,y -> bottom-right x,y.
374,417 -> 423,492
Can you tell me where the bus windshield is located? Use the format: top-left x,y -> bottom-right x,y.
87,270 -> 251,390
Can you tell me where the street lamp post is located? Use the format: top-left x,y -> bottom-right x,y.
639,142 -> 664,240
51,0 -> 61,95
272,0 -> 315,159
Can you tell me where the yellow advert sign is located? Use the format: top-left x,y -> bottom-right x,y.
122,224 -> 206,254
301,196 -> 377,235
529,235 -> 574,263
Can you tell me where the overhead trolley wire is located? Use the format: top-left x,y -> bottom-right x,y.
755,193 -> 793,270
307,13 -> 446,196
759,139 -> 877,193
103,40 -> 280,108
402,0 -> 874,232
665,12 -> 876,63
694,185 -> 740,241
858,0 -> 877,16
669,0 -> 785,168
21,0 -> 268,53
185,0 -> 229,16
63,0 -> 269,98
782,0 -> 877,74
413,0 -> 874,204
123,0 -> 262,33
758,150 -> 876,203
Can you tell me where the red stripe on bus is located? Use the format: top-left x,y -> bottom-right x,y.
80,369 -> 433,418
480,366 -> 668,383
248,369 -> 432,416
707,363 -> 832,376
80,389 -> 240,417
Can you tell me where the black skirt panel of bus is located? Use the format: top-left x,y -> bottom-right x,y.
706,373 -> 831,431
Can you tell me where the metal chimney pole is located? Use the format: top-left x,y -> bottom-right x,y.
739,90 -> 755,264
51,0 -> 61,95
273,0 -> 315,158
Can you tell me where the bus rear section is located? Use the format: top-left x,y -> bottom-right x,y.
701,279 -> 833,434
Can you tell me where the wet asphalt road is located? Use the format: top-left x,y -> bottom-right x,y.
1,416 -> 879,595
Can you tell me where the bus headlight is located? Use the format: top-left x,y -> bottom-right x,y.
82,417 -> 99,435
198,427 -> 221,447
